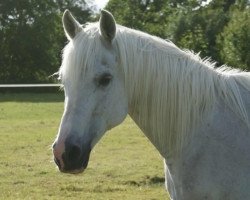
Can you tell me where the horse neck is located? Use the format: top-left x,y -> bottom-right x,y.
116,31 -> 220,157
116,28 -> 249,158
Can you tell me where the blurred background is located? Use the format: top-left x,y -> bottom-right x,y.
0,0 -> 249,85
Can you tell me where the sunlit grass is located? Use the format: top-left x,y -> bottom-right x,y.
0,93 -> 169,199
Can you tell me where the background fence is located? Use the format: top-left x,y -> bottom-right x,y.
0,84 -> 61,88
0,84 -> 62,93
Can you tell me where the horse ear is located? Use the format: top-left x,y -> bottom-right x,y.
62,10 -> 81,40
99,10 -> 116,43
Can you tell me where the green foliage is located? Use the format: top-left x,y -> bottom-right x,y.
0,0 -> 91,84
1,0 -> 249,84
106,0 -> 175,38
0,93 -> 168,199
217,8 -> 250,70
178,24 -> 209,55
106,0 -> 250,69
173,1 -> 232,60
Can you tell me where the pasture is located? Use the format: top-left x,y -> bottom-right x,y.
0,93 -> 168,199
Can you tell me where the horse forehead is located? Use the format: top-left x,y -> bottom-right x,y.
93,51 -> 117,71
99,45 -> 116,60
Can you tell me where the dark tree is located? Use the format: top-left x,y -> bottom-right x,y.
0,0 -> 92,83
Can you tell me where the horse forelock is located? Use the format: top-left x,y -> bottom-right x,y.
59,23 -> 101,88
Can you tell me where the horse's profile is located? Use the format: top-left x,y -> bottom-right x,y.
52,10 -> 250,200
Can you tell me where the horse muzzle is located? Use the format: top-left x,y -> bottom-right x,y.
52,136 -> 91,174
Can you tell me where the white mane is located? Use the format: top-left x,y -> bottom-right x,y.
60,23 -> 250,155
115,25 -> 250,155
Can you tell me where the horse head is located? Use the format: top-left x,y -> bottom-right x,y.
52,10 -> 128,173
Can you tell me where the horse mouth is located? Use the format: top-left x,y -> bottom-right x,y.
59,167 -> 86,174
57,159 -> 89,174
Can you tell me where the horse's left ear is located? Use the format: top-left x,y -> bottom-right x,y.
62,10 -> 82,40
99,10 -> 116,43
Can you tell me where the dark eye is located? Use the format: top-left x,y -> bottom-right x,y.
97,73 -> 113,87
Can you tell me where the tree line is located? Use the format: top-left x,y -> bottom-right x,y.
0,0 -> 92,84
106,0 -> 250,70
0,0 -> 249,84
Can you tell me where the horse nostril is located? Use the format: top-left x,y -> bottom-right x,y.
68,145 -> 81,159
63,144 -> 82,164
61,136 -> 91,172
60,139 -> 91,172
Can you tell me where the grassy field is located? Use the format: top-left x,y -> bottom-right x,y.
0,93 -> 169,200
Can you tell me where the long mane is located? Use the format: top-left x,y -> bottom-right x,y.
114,25 -> 250,154
60,23 -> 250,154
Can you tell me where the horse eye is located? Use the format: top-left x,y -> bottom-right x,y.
97,73 -> 113,87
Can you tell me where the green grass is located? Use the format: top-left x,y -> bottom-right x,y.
0,93 -> 169,200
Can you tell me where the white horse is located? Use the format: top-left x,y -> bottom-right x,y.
52,10 -> 250,200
